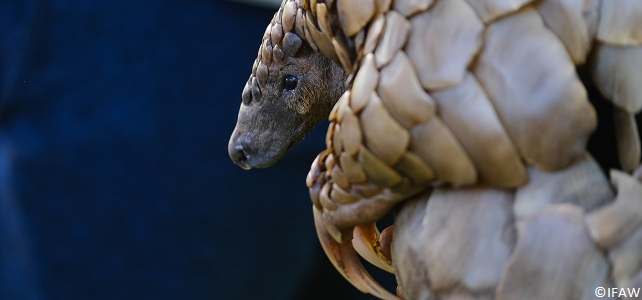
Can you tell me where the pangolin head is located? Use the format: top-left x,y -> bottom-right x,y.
228,0 -> 346,169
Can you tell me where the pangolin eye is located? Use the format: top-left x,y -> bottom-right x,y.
283,75 -> 298,91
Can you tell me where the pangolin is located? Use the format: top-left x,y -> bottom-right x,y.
228,0 -> 642,299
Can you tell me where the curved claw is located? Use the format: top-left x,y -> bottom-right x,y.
313,207 -> 399,300
353,224 -> 395,273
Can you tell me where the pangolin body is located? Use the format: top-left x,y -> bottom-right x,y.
229,0 -> 642,299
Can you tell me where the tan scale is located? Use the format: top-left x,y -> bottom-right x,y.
533,0 -> 597,64
373,11 -> 410,68
363,15 -> 386,57
377,51 -> 435,128
405,0 -> 483,90
430,73 -> 526,187
350,54 -> 379,113
473,6 -> 595,171
359,92 -> 410,166
409,117 -> 477,186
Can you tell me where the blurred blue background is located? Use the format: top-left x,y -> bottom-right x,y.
0,0 -> 393,299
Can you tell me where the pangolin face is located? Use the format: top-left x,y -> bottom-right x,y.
228,41 -> 345,170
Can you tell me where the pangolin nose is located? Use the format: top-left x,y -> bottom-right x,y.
230,144 -> 251,170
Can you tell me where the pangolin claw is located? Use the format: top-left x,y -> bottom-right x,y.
352,224 -> 395,273
313,207 -> 399,300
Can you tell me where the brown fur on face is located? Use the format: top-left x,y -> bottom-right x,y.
229,43 -> 347,169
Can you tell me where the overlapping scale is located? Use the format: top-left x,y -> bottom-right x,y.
473,7 -> 596,171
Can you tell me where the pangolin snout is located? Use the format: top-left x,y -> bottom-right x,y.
229,104 -> 303,170
229,142 -> 250,170
228,129 -> 251,170
228,132 -> 293,170
228,127 -> 287,170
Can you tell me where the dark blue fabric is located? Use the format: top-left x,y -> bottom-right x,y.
0,0 -> 394,299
